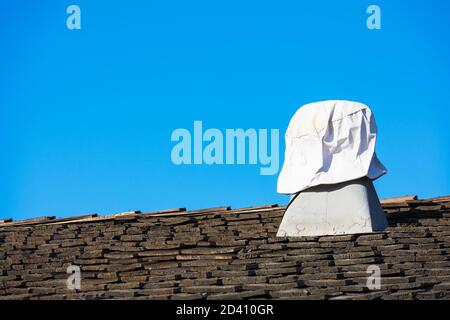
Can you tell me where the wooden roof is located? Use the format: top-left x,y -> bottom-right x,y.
1,195 -> 449,300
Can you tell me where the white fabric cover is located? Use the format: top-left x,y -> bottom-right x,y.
277,100 -> 387,194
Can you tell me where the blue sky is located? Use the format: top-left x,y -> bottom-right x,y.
1,0 -> 449,220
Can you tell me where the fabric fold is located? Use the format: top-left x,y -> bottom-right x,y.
277,100 -> 387,194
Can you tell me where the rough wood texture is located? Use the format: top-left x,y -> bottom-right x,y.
1,196 -> 449,300
380,195 -> 417,205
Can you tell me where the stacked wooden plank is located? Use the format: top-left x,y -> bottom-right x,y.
0,197 -> 449,300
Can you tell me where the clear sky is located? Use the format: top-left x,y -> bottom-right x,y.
1,0 -> 450,220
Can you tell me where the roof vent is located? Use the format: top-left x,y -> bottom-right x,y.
277,100 -> 388,237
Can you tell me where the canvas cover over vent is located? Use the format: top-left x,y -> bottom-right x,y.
277,100 -> 386,194
277,100 -> 388,236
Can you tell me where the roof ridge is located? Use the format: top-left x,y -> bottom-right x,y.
0,195 -> 448,228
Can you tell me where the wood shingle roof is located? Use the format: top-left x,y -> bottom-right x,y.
1,195 -> 450,300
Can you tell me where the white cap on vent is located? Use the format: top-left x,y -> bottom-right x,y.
277,100 -> 387,194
